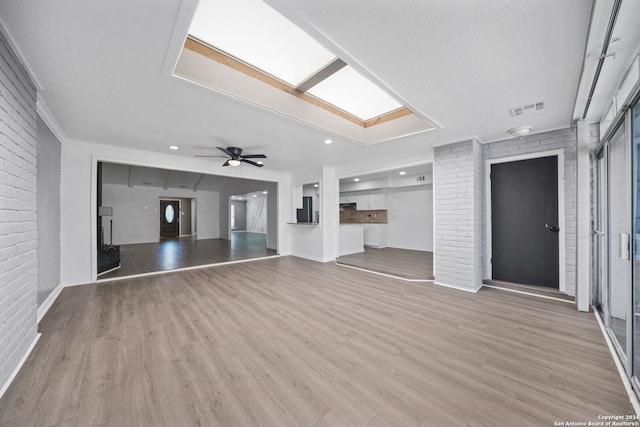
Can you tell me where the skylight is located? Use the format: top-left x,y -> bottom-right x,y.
189,0 -> 336,87
187,0 -> 407,123
307,66 -> 404,121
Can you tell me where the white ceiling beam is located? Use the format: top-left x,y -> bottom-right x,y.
163,170 -> 172,190
127,165 -> 134,188
295,58 -> 346,93
193,174 -> 205,192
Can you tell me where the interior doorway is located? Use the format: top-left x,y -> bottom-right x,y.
487,152 -> 564,291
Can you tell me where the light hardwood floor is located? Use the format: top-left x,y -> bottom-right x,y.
337,247 -> 434,280
0,257 -> 633,426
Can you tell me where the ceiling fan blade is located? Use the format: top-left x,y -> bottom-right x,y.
216,146 -> 232,156
241,159 -> 263,167
222,160 -> 230,166
241,154 -> 267,159
195,155 -> 228,158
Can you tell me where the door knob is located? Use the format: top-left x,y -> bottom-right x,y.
545,224 -> 560,233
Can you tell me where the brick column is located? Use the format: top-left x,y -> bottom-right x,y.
433,139 -> 483,291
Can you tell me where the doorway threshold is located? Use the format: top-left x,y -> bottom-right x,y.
482,279 -> 575,303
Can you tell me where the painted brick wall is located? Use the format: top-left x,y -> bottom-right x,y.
483,128 -> 578,295
0,30 -> 38,391
434,139 -> 483,291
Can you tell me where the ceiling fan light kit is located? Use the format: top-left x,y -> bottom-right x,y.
508,125 -> 533,137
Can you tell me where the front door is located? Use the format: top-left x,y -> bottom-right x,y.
491,156 -> 559,288
160,200 -> 179,238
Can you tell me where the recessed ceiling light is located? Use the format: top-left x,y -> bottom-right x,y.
169,145 -> 179,150
313,184 -> 319,187
253,194 -> 257,197
399,171 -> 406,175
324,139 -> 333,145
354,178 -> 360,182
262,191 -> 267,194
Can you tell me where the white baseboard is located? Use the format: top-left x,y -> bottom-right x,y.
434,281 -> 481,293
0,333 -> 41,400
291,254 -> 328,263
37,282 -> 64,323
338,249 -> 365,257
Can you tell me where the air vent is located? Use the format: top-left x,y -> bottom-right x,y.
142,181 -> 152,186
179,185 -> 189,188
416,175 -> 426,182
510,101 -> 544,117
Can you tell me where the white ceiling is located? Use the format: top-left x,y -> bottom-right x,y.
0,0 -> 621,179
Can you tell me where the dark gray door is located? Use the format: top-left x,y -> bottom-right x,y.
160,200 -> 179,238
491,156 -> 559,288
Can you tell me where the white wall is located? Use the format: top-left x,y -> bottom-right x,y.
290,226 -> 325,261
101,184 -> 219,245
388,185 -> 433,251
36,115 -> 61,306
289,168 -> 337,262
60,140 -> 291,286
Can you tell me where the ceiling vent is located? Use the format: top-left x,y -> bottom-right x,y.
142,181 -> 152,186
510,101 -> 544,117
416,175 -> 426,182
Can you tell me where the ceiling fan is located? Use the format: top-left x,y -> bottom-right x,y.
196,146 -> 267,167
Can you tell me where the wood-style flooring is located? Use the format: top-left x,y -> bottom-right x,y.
100,232 -> 276,279
337,247 -> 434,280
0,257 -> 632,426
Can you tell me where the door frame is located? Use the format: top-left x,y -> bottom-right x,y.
159,198 -> 181,239
485,149 -> 566,293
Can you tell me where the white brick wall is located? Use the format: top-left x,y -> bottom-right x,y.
483,128 -> 578,295
0,30 -> 38,391
434,139 -> 483,291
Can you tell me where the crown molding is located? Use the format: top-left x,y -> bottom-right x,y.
0,14 -> 43,91
36,95 -> 69,145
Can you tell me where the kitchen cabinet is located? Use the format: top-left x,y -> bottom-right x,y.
340,191 -> 387,210
363,224 -> 388,248
368,193 -> 387,209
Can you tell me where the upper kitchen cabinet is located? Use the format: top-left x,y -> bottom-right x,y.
340,189 -> 387,210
